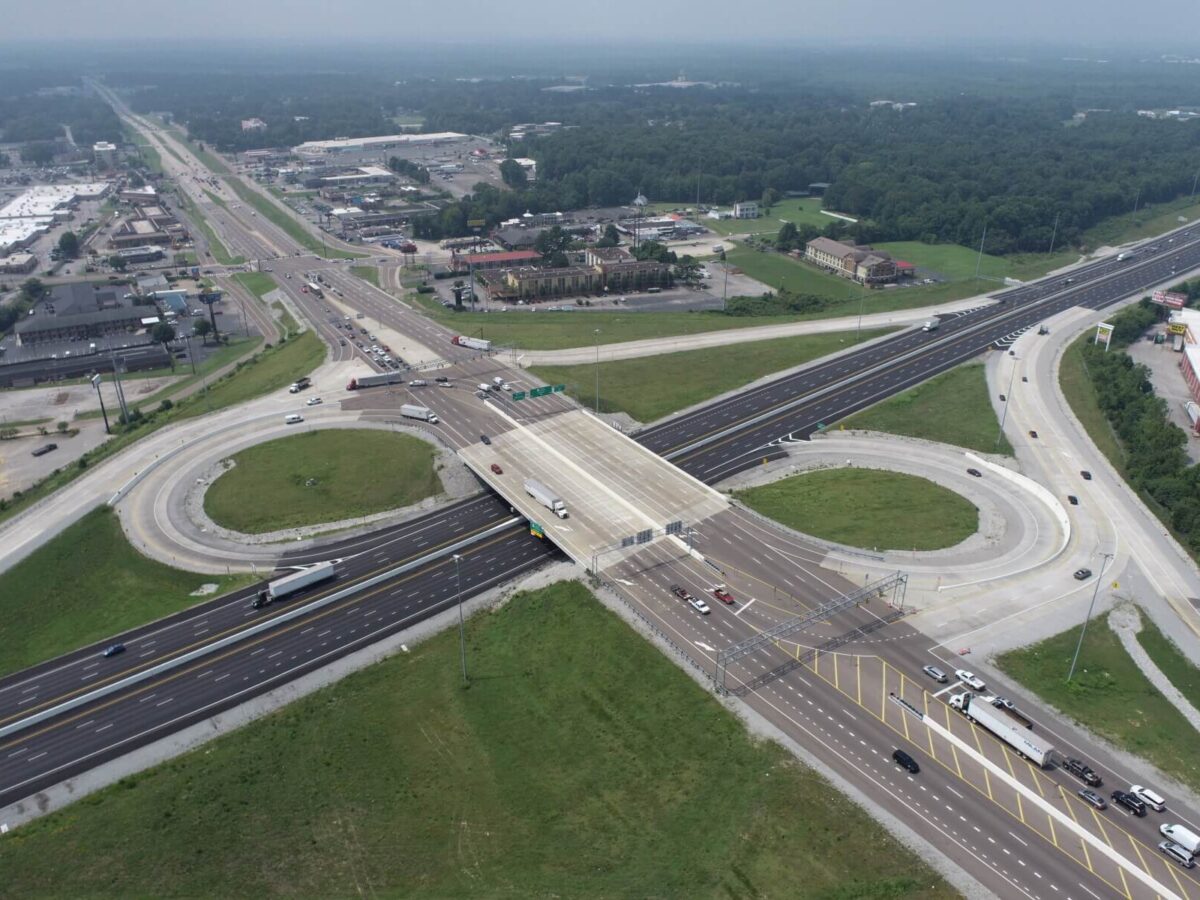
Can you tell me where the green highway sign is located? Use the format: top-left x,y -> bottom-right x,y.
512,391 -> 527,401
467,218 -> 486,227
530,385 -> 552,398
530,522 -> 545,538
552,384 -> 566,393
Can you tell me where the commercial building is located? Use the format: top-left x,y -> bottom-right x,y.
241,118 -> 267,132
121,245 -> 166,264
0,221 -> 51,256
733,201 -> 760,219
92,141 -> 118,167
317,165 -> 397,188
804,237 -> 897,284
511,158 -> 537,179
293,132 -> 467,156
480,258 -> 671,302
109,216 -> 174,248
14,283 -> 144,347
451,249 -> 543,272
0,253 -> 38,274
0,183 -> 111,221
584,246 -> 634,265
118,185 -> 158,204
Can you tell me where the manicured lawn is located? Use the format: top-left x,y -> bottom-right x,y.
998,611 -> 1200,795
1082,195 -> 1200,248
204,430 -> 441,533
1137,614 -> 1200,719
650,199 -> 836,236
736,469 -> 978,551
531,327 -> 894,422
0,507 -> 254,677
725,244 -> 994,311
1058,334 -> 1125,472
350,265 -> 380,288
844,361 -> 1014,455
0,581 -> 954,900
873,241 -> 1066,282
226,176 -> 361,260
176,330 -> 326,420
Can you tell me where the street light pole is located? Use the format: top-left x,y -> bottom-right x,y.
91,374 -> 110,434
593,328 -> 601,413
1067,552 -> 1114,683
995,355 -> 1019,449
453,553 -> 468,686
856,289 -> 867,342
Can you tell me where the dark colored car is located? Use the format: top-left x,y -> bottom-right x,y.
893,749 -> 920,774
1028,430 -> 1039,438
31,443 -> 58,457
966,468 -> 982,477
1078,789 -> 1108,810
435,376 -> 449,383
671,584 -> 690,601
1074,568 -> 1092,581
1063,757 -> 1103,787
1067,495 -> 1079,506
998,394 -> 1006,401
1111,790 -> 1147,817
1081,470 -> 1093,480
480,434 -> 491,445
103,643 -> 126,658
490,463 -> 503,475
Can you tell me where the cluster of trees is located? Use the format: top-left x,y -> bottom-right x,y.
1084,301 -> 1200,552
725,289 -> 829,317
386,156 -> 430,184
0,94 -> 121,146
0,279 -> 46,336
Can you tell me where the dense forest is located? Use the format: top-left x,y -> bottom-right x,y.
0,93 -> 121,146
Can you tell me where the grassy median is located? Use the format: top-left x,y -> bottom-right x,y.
843,361 -> 1013,454
0,581 -> 953,899
736,468 -> 979,551
531,328 -> 893,422
0,507 -> 255,676
204,429 -> 442,533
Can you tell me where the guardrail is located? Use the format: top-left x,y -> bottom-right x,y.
0,517 -> 523,741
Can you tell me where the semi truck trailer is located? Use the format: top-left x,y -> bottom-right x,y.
524,478 -> 568,519
399,403 -> 439,423
950,692 -> 1054,767
253,561 -> 336,608
346,372 -> 406,390
451,335 -> 491,351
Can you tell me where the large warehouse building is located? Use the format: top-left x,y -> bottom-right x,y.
293,132 -> 468,156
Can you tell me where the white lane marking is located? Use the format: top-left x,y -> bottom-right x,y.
1008,832 -> 1029,847
694,641 -> 716,652
734,598 -> 757,617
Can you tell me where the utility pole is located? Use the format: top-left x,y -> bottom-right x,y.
1067,553 -> 1114,683
974,225 -> 988,280
995,355 -> 1019,448
1132,187 -> 1142,218
1048,212 -> 1060,257
453,554 -> 468,686
722,253 -> 730,313
1192,170 -> 1200,199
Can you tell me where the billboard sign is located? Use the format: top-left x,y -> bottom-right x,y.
1153,290 -> 1187,309
198,291 -> 223,305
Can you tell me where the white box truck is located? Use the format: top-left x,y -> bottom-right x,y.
400,403 -> 439,424
253,561 -> 336,608
524,478 -> 568,519
1161,824 -> 1200,855
950,692 -> 1054,767
921,319 -> 940,332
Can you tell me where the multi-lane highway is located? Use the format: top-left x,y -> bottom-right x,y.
8,84 -> 1200,896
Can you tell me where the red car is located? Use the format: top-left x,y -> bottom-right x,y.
712,586 -> 734,604
490,463 -> 503,475
300,285 -> 308,293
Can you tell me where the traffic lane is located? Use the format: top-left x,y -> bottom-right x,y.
0,496 -> 517,723
746,659 -> 1160,900
643,235 -> 1200,461
604,565 -> 1098,897
0,528 -> 559,810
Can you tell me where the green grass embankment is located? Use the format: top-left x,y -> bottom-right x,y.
736,469 -> 979,551
204,430 -> 441,533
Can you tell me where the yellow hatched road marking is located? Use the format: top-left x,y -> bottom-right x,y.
1059,786 -> 1095,872
1026,761 -> 1047,798
834,652 -> 840,691
856,655 -> 862,706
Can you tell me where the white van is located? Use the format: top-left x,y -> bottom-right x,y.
478,383 -> 491,393
284,413 -> 304,425
1161,824 -> 1200,855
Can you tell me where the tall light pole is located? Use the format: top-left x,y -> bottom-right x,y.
1067,552 -> 1114,683
995,353 -> 1019,449
90,374 -> 110,434
721,252 -> 729,313
593,328 -> 601,413
856,288 -> 867,342
1048,211 -> 1060,257
453,553 -> 468,686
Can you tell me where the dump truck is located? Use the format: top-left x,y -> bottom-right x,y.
524,478 -> 568,519
346,371 -> 406,390
950,692 -> 1054,767
400,403 -> 439,423
252,561 -> 336,609
451,335 -> 491,351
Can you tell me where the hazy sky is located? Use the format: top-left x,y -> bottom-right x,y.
5,0 -> 1200,46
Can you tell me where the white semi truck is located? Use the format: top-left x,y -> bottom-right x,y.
524,478 -> 568,519
253,561 -> 336,609
451,335 -> 492,351
949,692 -> 1054,767
399,403 -> 439,423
